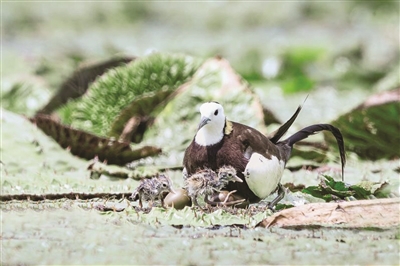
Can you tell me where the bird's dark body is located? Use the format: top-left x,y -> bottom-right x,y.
183,121 -> 287,203
183,121 -> 346,204
183,101 -> 346,208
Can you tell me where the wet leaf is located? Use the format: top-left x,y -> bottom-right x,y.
349,184 -> 371,199
325,89 -> 400,160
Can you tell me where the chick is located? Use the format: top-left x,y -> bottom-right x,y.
217,165 -> 243,188
184,168 -> 216,207
205,165 -> 246,207
184,165 -> 242,207
130,174 -> 174,209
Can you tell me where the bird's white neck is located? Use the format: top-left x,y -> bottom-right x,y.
195,126 -> 224,146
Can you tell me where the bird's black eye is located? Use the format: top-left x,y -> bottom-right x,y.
214,110 -> 218,116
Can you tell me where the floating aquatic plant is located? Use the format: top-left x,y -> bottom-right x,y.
58,53 -> 202,137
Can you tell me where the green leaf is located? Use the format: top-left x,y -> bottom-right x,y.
302,175 -> 353,201
349,184 -> 371,199
302,175 -> 392,202
301,186 -> 326,199
275,203 -> 295,211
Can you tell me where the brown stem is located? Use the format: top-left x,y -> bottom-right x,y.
0,192 -> 132,202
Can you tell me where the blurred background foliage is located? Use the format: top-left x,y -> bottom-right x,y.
2,1 -> 398,124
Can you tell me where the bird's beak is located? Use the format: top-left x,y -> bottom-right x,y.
198,116 -> 211,130
169,187 -> 176,194
233,176 -> 243,183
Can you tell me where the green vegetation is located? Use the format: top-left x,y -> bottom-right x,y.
302,175 -> 390,202
58,53 -> 201,136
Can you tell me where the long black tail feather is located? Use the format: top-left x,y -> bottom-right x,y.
269,104 -> 302,144
283,124 -> 346,181
269,96 -> 308,144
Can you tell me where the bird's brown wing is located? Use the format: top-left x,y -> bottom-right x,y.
230,122 -> 284,161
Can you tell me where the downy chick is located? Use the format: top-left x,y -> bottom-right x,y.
184,165 -> 242,207
130,174 -> 174,209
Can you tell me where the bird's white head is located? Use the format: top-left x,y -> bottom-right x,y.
195,102 -> 226,146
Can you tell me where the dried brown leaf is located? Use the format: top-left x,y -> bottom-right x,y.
31,114 -> 161,165
257,198 -> 400,228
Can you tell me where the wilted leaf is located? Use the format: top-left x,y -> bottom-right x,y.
31,114 -> 161,165
283,182 -> 305,192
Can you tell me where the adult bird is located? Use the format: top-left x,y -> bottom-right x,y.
183,102 -> 346,208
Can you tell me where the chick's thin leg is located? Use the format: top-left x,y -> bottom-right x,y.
205,191 -> 246,207
221,190 -> 246,206
138,195 -> 143,209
